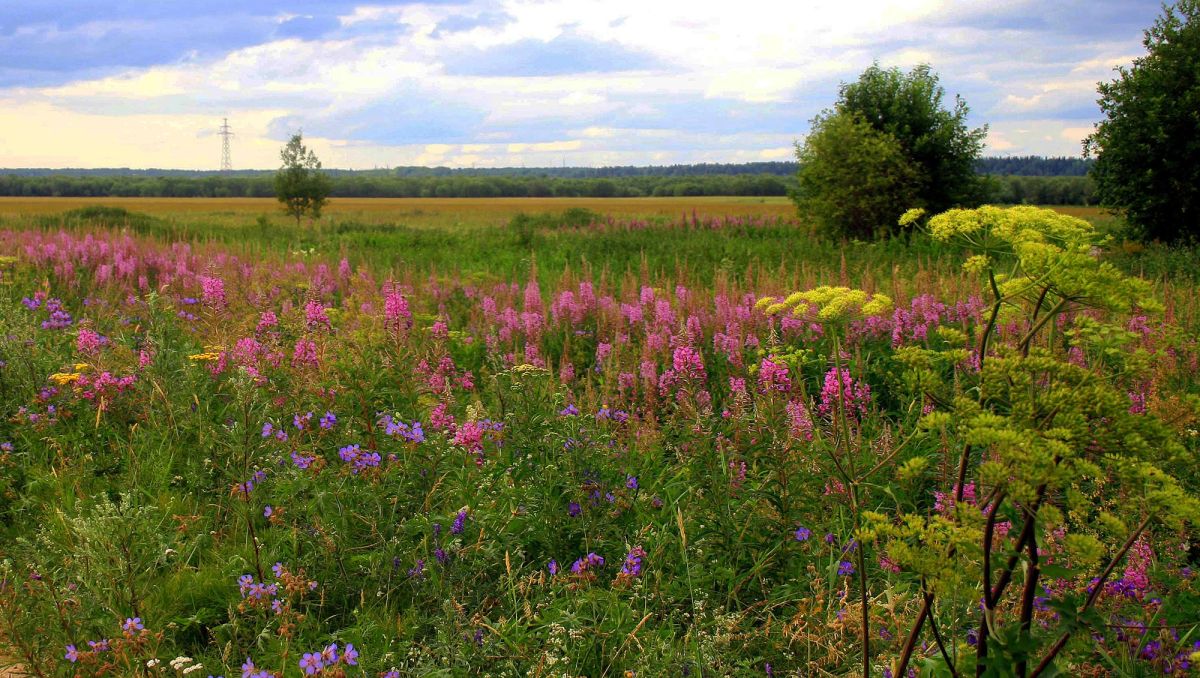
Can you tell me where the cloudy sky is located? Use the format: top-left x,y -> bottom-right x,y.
0,0 -> 1163,170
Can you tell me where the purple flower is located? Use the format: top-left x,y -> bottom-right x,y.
451,509 -> 468,535
548,560 -> 559,576
319,411 -> 337,430
321,643 -> 339,665
122,617 -> 143,633
568,501 -> 582,517
65,644 -> 78,662
794,526 -> 811,542
341,643 -> 358,666
626,475 -> 638,490
263,505 -> 273,518
261,422 -> 274,438
294,411 -> 312,430
571,552 -> 605,574
838,561 -> 856,577
559,404 -> 580,416
620,547 -> 646,578
299,652 -> 323,675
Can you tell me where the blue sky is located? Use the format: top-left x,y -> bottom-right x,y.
0,0 -> 1165,169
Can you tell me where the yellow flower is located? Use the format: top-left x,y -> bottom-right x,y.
898,208 -> 926,227
49,372 -> 82,385
188,352 -> 221,362
73,363 -> 90,372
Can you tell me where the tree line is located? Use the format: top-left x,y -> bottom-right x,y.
0,170 -> 1096,204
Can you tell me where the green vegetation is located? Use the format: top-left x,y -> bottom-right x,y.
1086,0 -> 1200,243
275,133 -> 331,226
793,112 -> 921,239
793,64 -> 988,238
0,159 -> 1098,205
837,64 -> 988,214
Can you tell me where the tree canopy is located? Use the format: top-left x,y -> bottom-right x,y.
792,112 -> 921,239
1085,0 -> 1200,243
793,63 -> 988,239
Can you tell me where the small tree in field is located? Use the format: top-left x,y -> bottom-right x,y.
275,132 -> 330,226
793,111 -> 921,239
1085,0 -> 1200,243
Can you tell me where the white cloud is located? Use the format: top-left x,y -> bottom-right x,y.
0,0 -> 1158,168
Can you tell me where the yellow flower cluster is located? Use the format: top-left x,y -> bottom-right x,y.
188,352 -> 221,362
756,286 -> 893,323
48,362 -> 91,385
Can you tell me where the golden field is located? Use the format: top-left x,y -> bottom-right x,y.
0,195 -> 800,228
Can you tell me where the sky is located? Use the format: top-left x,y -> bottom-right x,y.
0,0 -> 1165,170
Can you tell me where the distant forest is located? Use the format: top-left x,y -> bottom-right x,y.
0,156 -> 1097,204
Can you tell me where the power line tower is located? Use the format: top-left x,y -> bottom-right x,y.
219,118 -> 234,172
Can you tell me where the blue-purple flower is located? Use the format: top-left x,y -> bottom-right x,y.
299,652 -> 323,675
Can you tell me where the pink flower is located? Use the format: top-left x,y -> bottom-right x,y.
786,400 -> 814,441
756,357 -> 791,394
671,346 -> 706,382
76,328 -> 108,355
291,338 -> 319,368
304,300 -> 331,329
256,310 -> 279,334
384,289 -> 411,332
200,275 -> 226,309
817,367 -> 871,420
430,402 -> 455,432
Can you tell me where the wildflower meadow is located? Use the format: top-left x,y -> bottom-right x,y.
0,204 -> 1198,677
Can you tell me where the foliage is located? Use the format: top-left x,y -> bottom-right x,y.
1085,0 -> 1200,243
275,133 -> 331,226
874,206 -> 1199,676
975,156 -> 1093,177
793,111 -> 922,239
838,63 -> 989,215
0,165 -> 1097,203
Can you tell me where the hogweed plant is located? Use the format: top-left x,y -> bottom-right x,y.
869,207 -> 1200,676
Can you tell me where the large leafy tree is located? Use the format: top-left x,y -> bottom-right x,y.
794,64 -> 988,238
275,132 -> 331,226
839,64 -> 989,215
793,111 -> 921,239
1085,0 -> 1200,243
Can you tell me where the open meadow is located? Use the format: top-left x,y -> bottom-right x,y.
0,196 -> 800,228
1,200 -> 1198,677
